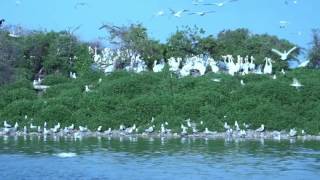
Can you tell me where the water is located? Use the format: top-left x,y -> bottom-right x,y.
0,136 -> 320,180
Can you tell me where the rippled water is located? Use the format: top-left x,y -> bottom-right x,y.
0,136 -> 320,180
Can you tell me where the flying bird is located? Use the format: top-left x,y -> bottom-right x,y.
74,2 -> 89,9
189,10 -> 216,16
279,21 -> 290,28
154,10 -> 165,17
169,9 -> 189,18
203,1 -> 229,7
271,46 -> 297,60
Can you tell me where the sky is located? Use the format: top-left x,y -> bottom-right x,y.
1,0 -> 320,54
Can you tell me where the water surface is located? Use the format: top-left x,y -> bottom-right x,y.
0,136 -> 320,180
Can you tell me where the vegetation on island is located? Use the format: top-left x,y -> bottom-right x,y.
0,24 -> 320,134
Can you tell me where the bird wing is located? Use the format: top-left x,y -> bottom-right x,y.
99,24 -> 108,30
287,46 -> 297,55
169,8 -> 175,14
271,48 -> 283,56
204,10 -> 216,14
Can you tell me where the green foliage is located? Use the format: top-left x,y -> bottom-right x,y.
309,29 -> 320,68
1,69 -> 320,134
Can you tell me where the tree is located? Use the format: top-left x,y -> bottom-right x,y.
309,29 -> 320,68
101,23 -> 164,68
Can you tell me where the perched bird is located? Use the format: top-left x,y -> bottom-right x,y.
289,128 -> 297,137
79,126 -> 88,132
119,124 -> 125,131
4,121 -> 12,128
271,46 -> 297,60
14,122 -> 19,130
240,79 -> 245,86
97,126 -> 102,132
256,124 -> 265,132
204,128 -> 215,135
85,85 -> 91,92
104,128 -> 112,135
290,78 -> 303,88
239,129 -> 246,137
234,121 -> 240,131
30,123 -> 37,129
68,124 -> 74,130
145,125 -> 155,133
224,122 -> 230,130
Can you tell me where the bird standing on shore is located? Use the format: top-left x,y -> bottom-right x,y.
256,124 -> 265,132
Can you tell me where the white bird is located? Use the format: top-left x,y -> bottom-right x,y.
85,85 -> 91,92
281,68 -> 286,75
119,124 -> 125,131
224,122 -> 230,130
125,124 -> 136,134
44,122 -> 47,128
37,126 -> 42,133
14,122 -> 19,130
43,127 -> 50,135
235,121 -> 240,131
154,10 -> 165,17
70,72 -> 77,79
145,125 -> 155,133
153,60 -> 165,72
271,46 -> 297,60
240,79 -> 245,86
289,128 -> 297,137
204,128 -> 215,135
98,78 -> 102,83
181,124 -> 188,135
256,124 -> 265,132
79,126 -> 88,132
160,124 -> 166,134
189,11 -> 215,16
169,9 -> 188,18
68,124 -> 74,130
204,1 -> 229,7
263,58 -> 273,74
97,126 -> 102,132
272,74 -> 277,80
301,129 -> 306,136
104,128 -> 112,135
279,20 -> 290,28
30,123 -> 37,129
239,129 -> 246,137
290,78 -> 303,88
9,32 -> 20,38
23,126 -> 27,133
211,78 -> 221,82
297,60 -> 310,68
4,121 -> 12,128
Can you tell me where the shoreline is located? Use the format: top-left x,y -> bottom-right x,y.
1,129 -> 320,141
